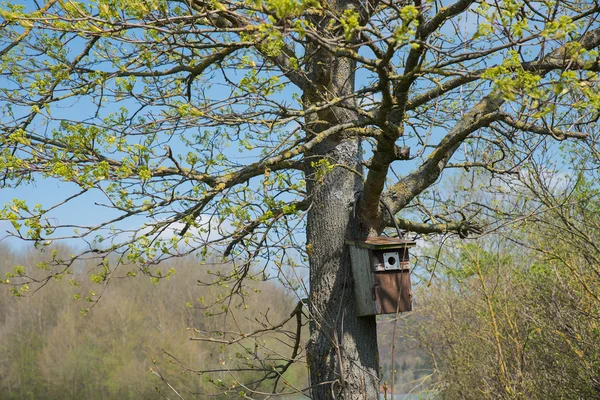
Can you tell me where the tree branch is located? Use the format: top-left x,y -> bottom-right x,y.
190,0 -> 315,92
390,217 -> 482,238
358,0 -> 478,222
385,96 -> 503,214
0,0 -> 59,57
383,26 -> 600,216
496,113 -> 588,140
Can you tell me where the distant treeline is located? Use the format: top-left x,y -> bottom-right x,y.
0,244 -> 307,399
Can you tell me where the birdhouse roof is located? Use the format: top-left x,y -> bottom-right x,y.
345,236 -> 416,250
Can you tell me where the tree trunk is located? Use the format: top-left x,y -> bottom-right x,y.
303,11 -> 381,397
305,138 -> 381,399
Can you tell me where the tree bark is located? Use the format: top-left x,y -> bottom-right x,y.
303,7 -> 380,396
305,136 -> 380,399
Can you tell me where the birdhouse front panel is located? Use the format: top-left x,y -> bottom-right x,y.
373,271 -> 412,314
346,237 -> 415,317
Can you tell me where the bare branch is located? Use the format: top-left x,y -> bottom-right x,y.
496,113 -> 588,140
390,217 -> 482,238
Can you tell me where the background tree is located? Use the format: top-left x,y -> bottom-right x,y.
0,244 -> 305,399
406,142 -> 600,398
1,0 -> 600,398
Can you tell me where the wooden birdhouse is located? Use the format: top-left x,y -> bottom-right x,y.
346,236 -> 416,317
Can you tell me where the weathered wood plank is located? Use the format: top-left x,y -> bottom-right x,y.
348,246 -> 377,317
346,237 -> 416,250
373,271 -> 412,313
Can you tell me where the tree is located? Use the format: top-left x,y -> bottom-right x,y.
1,0 -> 600,398
406,158 -> 600,399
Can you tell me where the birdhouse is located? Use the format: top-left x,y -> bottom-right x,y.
346,236 -> 416,317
